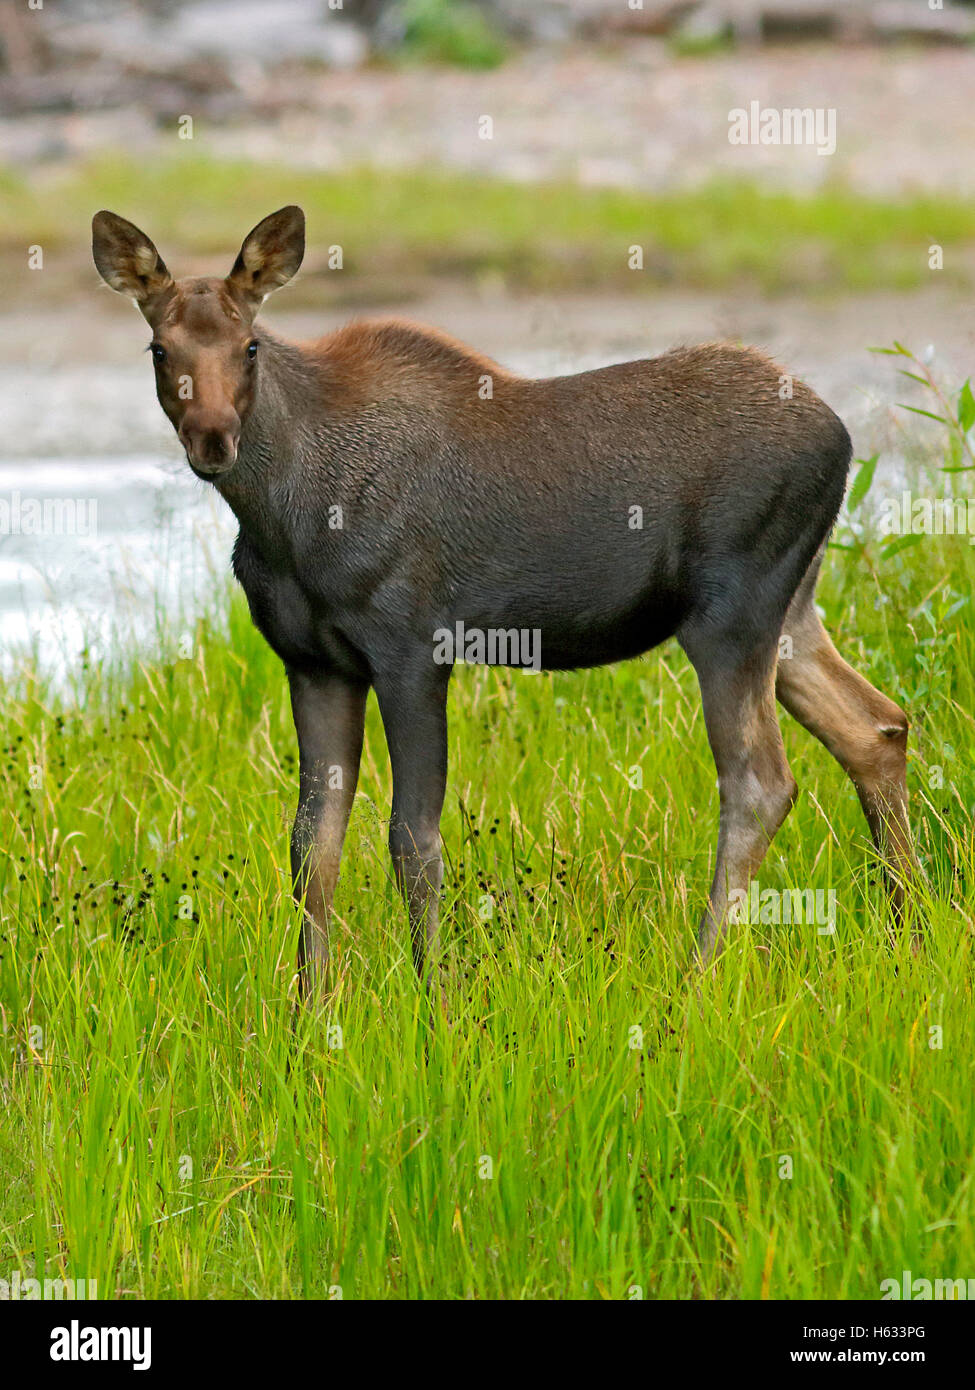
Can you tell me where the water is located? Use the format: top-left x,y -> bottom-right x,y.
0,454 -> 235,682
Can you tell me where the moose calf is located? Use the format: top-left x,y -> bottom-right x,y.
92,205 -> 913,996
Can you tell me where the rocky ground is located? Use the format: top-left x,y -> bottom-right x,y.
1,11 -> 974,198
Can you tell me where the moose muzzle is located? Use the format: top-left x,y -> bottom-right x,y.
178,408 -> 241,477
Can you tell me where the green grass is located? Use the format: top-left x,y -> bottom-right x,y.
399,0 -> 507,69
0,480 -> 973,1299
4,153 -> 975,298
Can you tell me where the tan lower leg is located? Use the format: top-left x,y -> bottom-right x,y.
777,609 -> 912,910
697,665 -> 797,962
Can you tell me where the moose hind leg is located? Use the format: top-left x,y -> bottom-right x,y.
681,634 -> 798,964
777,593 -> 912,919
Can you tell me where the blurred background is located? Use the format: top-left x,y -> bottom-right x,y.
2,0 -> 975,671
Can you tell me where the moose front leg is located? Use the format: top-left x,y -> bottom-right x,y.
681,631 -> 798,966
288,668 -> 368,1001
374,664 -> 449,990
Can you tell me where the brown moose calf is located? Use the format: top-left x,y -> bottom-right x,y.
92,205 -> 913,997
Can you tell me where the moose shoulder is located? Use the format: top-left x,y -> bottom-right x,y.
92,204 -> 914,1000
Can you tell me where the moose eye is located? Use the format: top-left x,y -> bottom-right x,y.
247,342 -> 258,360
150,344 -> 167,365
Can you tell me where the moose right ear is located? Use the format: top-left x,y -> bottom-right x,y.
225,206 -> 305,313
92,211 -> 173,317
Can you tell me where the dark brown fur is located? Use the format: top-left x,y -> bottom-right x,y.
92,206 -> 915,1000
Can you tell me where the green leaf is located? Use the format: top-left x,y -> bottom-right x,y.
881,532 -> 924,559
958,378 -> 975,433
897,404 -> 948,424
847,454 -> 878,511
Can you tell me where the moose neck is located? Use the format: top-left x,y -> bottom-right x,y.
213,329 -> 333,564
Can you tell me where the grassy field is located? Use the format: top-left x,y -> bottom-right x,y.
1,394 -> 974,1300
4,153 -> 975,302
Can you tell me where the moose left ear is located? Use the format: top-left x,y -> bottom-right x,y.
92,210 -> 173,319
226,205 -> 305,312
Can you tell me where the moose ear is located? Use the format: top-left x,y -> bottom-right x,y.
92,211 -> 173,317
226,206 -> 305,312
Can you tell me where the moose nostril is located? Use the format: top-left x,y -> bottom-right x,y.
183,429 -> 239,473
178,411 -> 240,473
